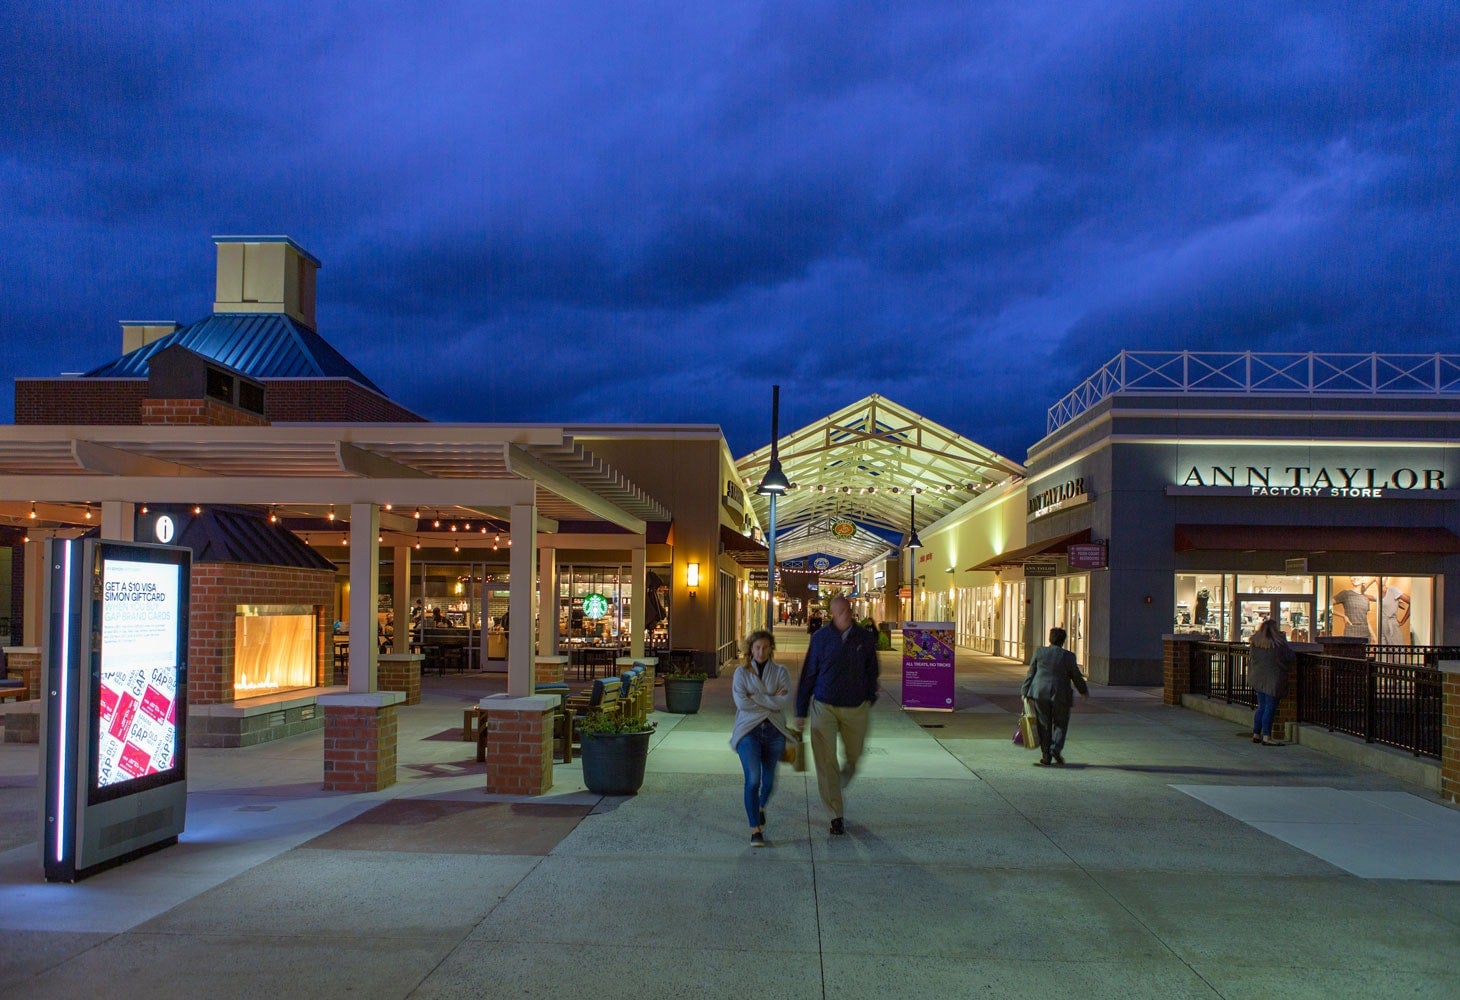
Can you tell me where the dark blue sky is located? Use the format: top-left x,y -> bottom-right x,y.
4,2 -> 1456,460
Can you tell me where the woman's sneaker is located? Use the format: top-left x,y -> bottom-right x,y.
750,831 -> 766,847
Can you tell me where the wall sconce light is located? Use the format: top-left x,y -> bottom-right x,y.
687,561 -> 700,597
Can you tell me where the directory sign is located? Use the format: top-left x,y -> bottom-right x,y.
94,555 -> 183,796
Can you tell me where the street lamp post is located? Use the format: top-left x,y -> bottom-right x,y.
757,385 -> 790,632
906,493 -> 922,622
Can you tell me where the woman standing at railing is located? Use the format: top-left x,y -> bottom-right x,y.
1249,619 -> 1295,746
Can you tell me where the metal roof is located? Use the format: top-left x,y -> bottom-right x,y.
84,313 -> 385,394
736,394 -> 1024,563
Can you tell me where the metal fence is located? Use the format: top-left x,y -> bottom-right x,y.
1191,641 -> 1442,760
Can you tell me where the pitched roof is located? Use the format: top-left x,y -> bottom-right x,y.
84,313 -> 384,394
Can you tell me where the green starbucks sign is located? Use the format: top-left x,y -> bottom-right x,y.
582,592 -> 611,619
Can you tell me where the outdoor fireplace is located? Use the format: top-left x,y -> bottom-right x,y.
234,604 -> 317,699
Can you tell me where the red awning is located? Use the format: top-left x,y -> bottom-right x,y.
1173,524 -> 1460,554
967,528 -> 1092,571
720,523 -> 769,564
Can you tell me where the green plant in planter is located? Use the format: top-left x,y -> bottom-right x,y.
662,671 -> 707,714
577,713 -> 654,735
577,713 -> 654,795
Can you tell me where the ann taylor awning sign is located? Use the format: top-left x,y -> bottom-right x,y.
1170,464 -> 1451,499
1027,477 -> 1091,519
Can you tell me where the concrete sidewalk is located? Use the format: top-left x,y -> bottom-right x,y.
2,627 -> 1458,998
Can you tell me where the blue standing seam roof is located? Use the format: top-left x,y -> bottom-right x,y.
84,313 -> 384,395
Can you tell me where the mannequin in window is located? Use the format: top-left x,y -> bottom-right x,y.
1330,577 -> 1375,639
1194,588 -> 1210,626
1379,581 -> 1411,645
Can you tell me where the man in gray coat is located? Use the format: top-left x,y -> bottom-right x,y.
1020,627 -> 1090,766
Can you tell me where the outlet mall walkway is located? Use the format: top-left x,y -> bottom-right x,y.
2,629 -> 1458,999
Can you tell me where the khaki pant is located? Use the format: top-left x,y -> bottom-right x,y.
808,700 -> 871,821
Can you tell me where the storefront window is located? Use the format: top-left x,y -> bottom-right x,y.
1176,571 -> 1434,645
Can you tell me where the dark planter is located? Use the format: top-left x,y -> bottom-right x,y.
663,676 -> 706,714
579,729 -> 651,795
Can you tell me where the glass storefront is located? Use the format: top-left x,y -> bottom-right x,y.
954,581 -> 1026,660
1042,574 -> 1088,667
556,563 -> 671,648
1174,572 -> 1434,645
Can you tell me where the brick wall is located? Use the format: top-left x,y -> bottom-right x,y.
1162,635 -> 1200,705
3,649 -> 41,701
378,655 -> 422,705
322,704 -> 398,792
15,379 -> 148,424
140,398 -> 269,426
484,704 -> 554,795
189,563 -> 334,705
16,376 -> 423,424
1443,670 -> 1460,804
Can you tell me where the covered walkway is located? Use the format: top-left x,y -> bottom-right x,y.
2,631 -> 1457,997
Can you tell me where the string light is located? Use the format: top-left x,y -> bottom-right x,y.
433,511 -> 441,528
327,504 -> 336,521
84,507 -> 93,520
384,503 -> 393,511
29,502 -> 36,519
414,540 -> 421,550
140,505 -> 149,514
193,505 -> 202,515
342,535 -> 348,546
414,507 -> 421,520
268,506 -> 278,523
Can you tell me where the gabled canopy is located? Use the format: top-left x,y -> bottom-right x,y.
736,395 -> 1024,563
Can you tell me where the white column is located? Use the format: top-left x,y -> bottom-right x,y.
100,501 -> 136,541
392,545 -> 411,654
630,544 -> 646,659
507,502 -> 536,697
537,544 -> 558,657
348,503 -> 380,693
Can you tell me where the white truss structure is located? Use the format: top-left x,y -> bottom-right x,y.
1049,352 -> 1460,435
736,394 -> 1023,564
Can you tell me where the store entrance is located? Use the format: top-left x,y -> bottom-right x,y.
1236,594 -> 1314,642
1063,593 -> 1087,667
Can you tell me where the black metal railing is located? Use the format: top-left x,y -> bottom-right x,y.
1189,641 -> 1442,759
1192,641 -> 1252,705
1295,655 -> 1443,759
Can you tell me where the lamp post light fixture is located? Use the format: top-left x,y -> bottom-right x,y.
757,385 -> 791,631
906,494 -> 922,621
687,561 -> 700,599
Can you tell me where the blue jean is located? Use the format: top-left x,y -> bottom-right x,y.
735,721 -> 786,828
1253,692 -> 1279,737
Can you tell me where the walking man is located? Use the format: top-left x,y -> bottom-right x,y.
795,595 -> 879,835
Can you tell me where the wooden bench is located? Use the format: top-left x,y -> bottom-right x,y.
0,685 -> 27,704
465,701 -> 577,764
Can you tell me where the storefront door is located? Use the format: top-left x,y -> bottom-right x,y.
1237,594 -> 1314,642
1063,593 -> 1087,667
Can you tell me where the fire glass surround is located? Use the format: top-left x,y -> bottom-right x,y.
234,604 -> 317,698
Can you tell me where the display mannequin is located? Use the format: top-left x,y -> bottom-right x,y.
1330,577 -> 1375,639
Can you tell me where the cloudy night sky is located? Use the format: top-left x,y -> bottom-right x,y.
3,2 -> 1456,461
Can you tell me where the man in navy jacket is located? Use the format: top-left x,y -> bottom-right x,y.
795,596 -> 880,835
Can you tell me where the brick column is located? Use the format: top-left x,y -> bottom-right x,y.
481,694 -> 556,795
318,692 -> 404,792
2,712 -> 39,743
378,653 -> 423,705
534,655 -> 568,685
1162,634 -> 1203,706
1,647 -> 41,700
1440,660 -> 1460,805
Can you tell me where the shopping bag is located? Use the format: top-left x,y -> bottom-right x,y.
784,729 -> 806,771
1017,697 -> 1040,751
1012,724 -> 1025,746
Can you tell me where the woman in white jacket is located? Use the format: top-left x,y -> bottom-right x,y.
730,629 -> 795,847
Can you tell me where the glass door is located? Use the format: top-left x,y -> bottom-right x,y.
1236,594 -> 1313,642
1063,592 -> 1087,667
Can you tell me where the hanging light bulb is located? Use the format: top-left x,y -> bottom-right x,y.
414,540 -> 421,550
433,511 -> 441,528
450,523 -> 457,532
304,534 -> 311,545
480,526 -> 487,534
384,503 -> 393,511
453,544 -> 460,553
414,507 -> 421,520
193,504 -> 202,515
29,502 -> 37,519
492,539 -> 499,552
494,532 -> 501,546
342,535 -> 348,546
268,506 -> 278,523
327,504 -> 336,521
84,506 -> 93,520
140,504 -> 149,514
378,535 -> 383,543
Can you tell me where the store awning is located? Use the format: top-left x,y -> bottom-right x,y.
720,523 -> 769,565
1173,524 -> 1460,554
967,528 -> 1091,570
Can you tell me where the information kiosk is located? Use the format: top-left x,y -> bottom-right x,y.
41,538 -> 191,882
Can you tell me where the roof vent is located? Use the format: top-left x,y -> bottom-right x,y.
212,236 -> 320,330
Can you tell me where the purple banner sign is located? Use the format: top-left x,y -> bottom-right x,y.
900,621 -> 956,711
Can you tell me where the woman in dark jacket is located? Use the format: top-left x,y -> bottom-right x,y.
1248,619 -> 1295,745
1020,627 -> 1089,766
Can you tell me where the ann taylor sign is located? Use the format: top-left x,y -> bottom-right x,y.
1176,465 -> 1447,499
1027,477 -> 1090,519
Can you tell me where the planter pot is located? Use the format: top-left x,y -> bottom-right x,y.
663,676 -> 706,714
579,728 -> 652,795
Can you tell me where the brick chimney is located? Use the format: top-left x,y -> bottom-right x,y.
212,236 -> 320,330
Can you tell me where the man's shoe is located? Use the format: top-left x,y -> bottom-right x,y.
829,818 -> 845,836
1034,758 -> 1051,766
750,831 -> 765,847
1052,753 -> 1065,766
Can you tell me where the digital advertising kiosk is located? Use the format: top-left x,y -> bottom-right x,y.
41,538 -> 191,882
